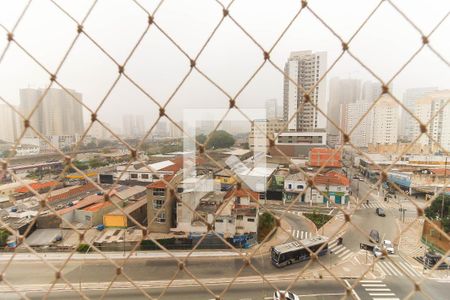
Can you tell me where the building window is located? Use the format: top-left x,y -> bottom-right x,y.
288,184 -> 292,189
153,188 -> 165,196
297,184 -> 304,189
236,215 -> 243,220
236,197 -> 241,204
130,173 -> 138,179
153,199 -> 164,209
141,174 -> 149,179
156,212 -> 166,223
216,219 -> 224,223
247,218 -> 255,222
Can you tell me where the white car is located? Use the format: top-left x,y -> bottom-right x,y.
273,290 -> 299,300
373,246 -> 385,259
382,240 -> 395,254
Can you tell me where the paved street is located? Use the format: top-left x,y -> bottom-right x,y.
1,177 -> 444,299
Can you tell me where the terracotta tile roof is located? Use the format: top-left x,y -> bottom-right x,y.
312,171 -> 349,186
48,184 -> 97,203
83,201 -> 112,212
225,188 -> 259,200
146,175 -> 174,189
15,181 -> 59,193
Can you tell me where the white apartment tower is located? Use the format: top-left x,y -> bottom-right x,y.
19,88 -> 84,137
412,90 -> 450,150
370,95 -> 399,145
0,104 -> 20,143
340,101 -> 373,148
283,51 -> 327,132
248,119 -> 286,153
400,87 -> 437,141
265,99 -> 278,120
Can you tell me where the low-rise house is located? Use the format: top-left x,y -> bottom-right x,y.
146,174 -> 183,233
283,171 -> 350,205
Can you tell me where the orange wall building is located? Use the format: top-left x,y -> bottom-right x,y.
308,148 -> 342,168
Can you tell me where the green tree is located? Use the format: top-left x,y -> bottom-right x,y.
425,195 -> 450,232
196,134 -> 207,144
0,229 -> 10,246
205,130 -> 235,149
257,212 -> 276,242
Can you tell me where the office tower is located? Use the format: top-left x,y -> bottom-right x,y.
122,114 -> 145,138
283,51 -> 327,131
361,81 -> 394,103
400,87 -> 437,141
370,95 -> 399,145
340,101 -> 372,148
265,99 -> 278,120
19,88 -> 84,136
411,90 -> 450,150
327,77 -> 361,135
154,120 -> 168,137
0,104 -> 19,143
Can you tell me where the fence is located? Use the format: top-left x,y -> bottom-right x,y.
0,0 -> 449,299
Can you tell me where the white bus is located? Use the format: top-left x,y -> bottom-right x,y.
271,235 -> 329,267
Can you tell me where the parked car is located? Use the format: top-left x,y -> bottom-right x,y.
373,246 -> 384,259
376,208 -> 386,217
273,290 -> 299,300
382,240 -> 394,254
369,229 -> 380,244
358,177 -> 365,181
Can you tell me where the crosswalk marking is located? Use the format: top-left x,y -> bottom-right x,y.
376,259 -> 422,278
398,261 -> 422,277
360,200 -> 385,209
358,280 -> 400,300
328,240 -> 353,261
288,229 -> 312,240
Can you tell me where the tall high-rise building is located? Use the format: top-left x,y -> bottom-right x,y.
400,87 -> 437,141
340,101 -> 372,148
361,81 -> 381,103
370,95 -> 399,145
265,99 -> 278,120
122,114 -> 145,138
327,77 -> 361,135
19,88 -> 84,136
361,81 -> 394,103
283,51 -> 327,131
0,104 -> 20,143
411,90 -> 450,150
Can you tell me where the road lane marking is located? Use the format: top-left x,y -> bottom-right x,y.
360,280 -> 382,283
361,284 -> 386,287
372,298 -> 399,300
365,288 -> 391,291
344,279 -> 361,300
369,293 -> 396,296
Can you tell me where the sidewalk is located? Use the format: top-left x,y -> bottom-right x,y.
0,250 -> 244,262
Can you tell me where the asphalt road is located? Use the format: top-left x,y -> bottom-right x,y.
6,279 -> 348,300
1,177 -> 445,299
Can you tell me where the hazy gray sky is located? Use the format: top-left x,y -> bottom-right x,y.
0,0 -> 449,133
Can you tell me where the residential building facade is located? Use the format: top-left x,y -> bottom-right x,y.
283,51 -> 327,131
